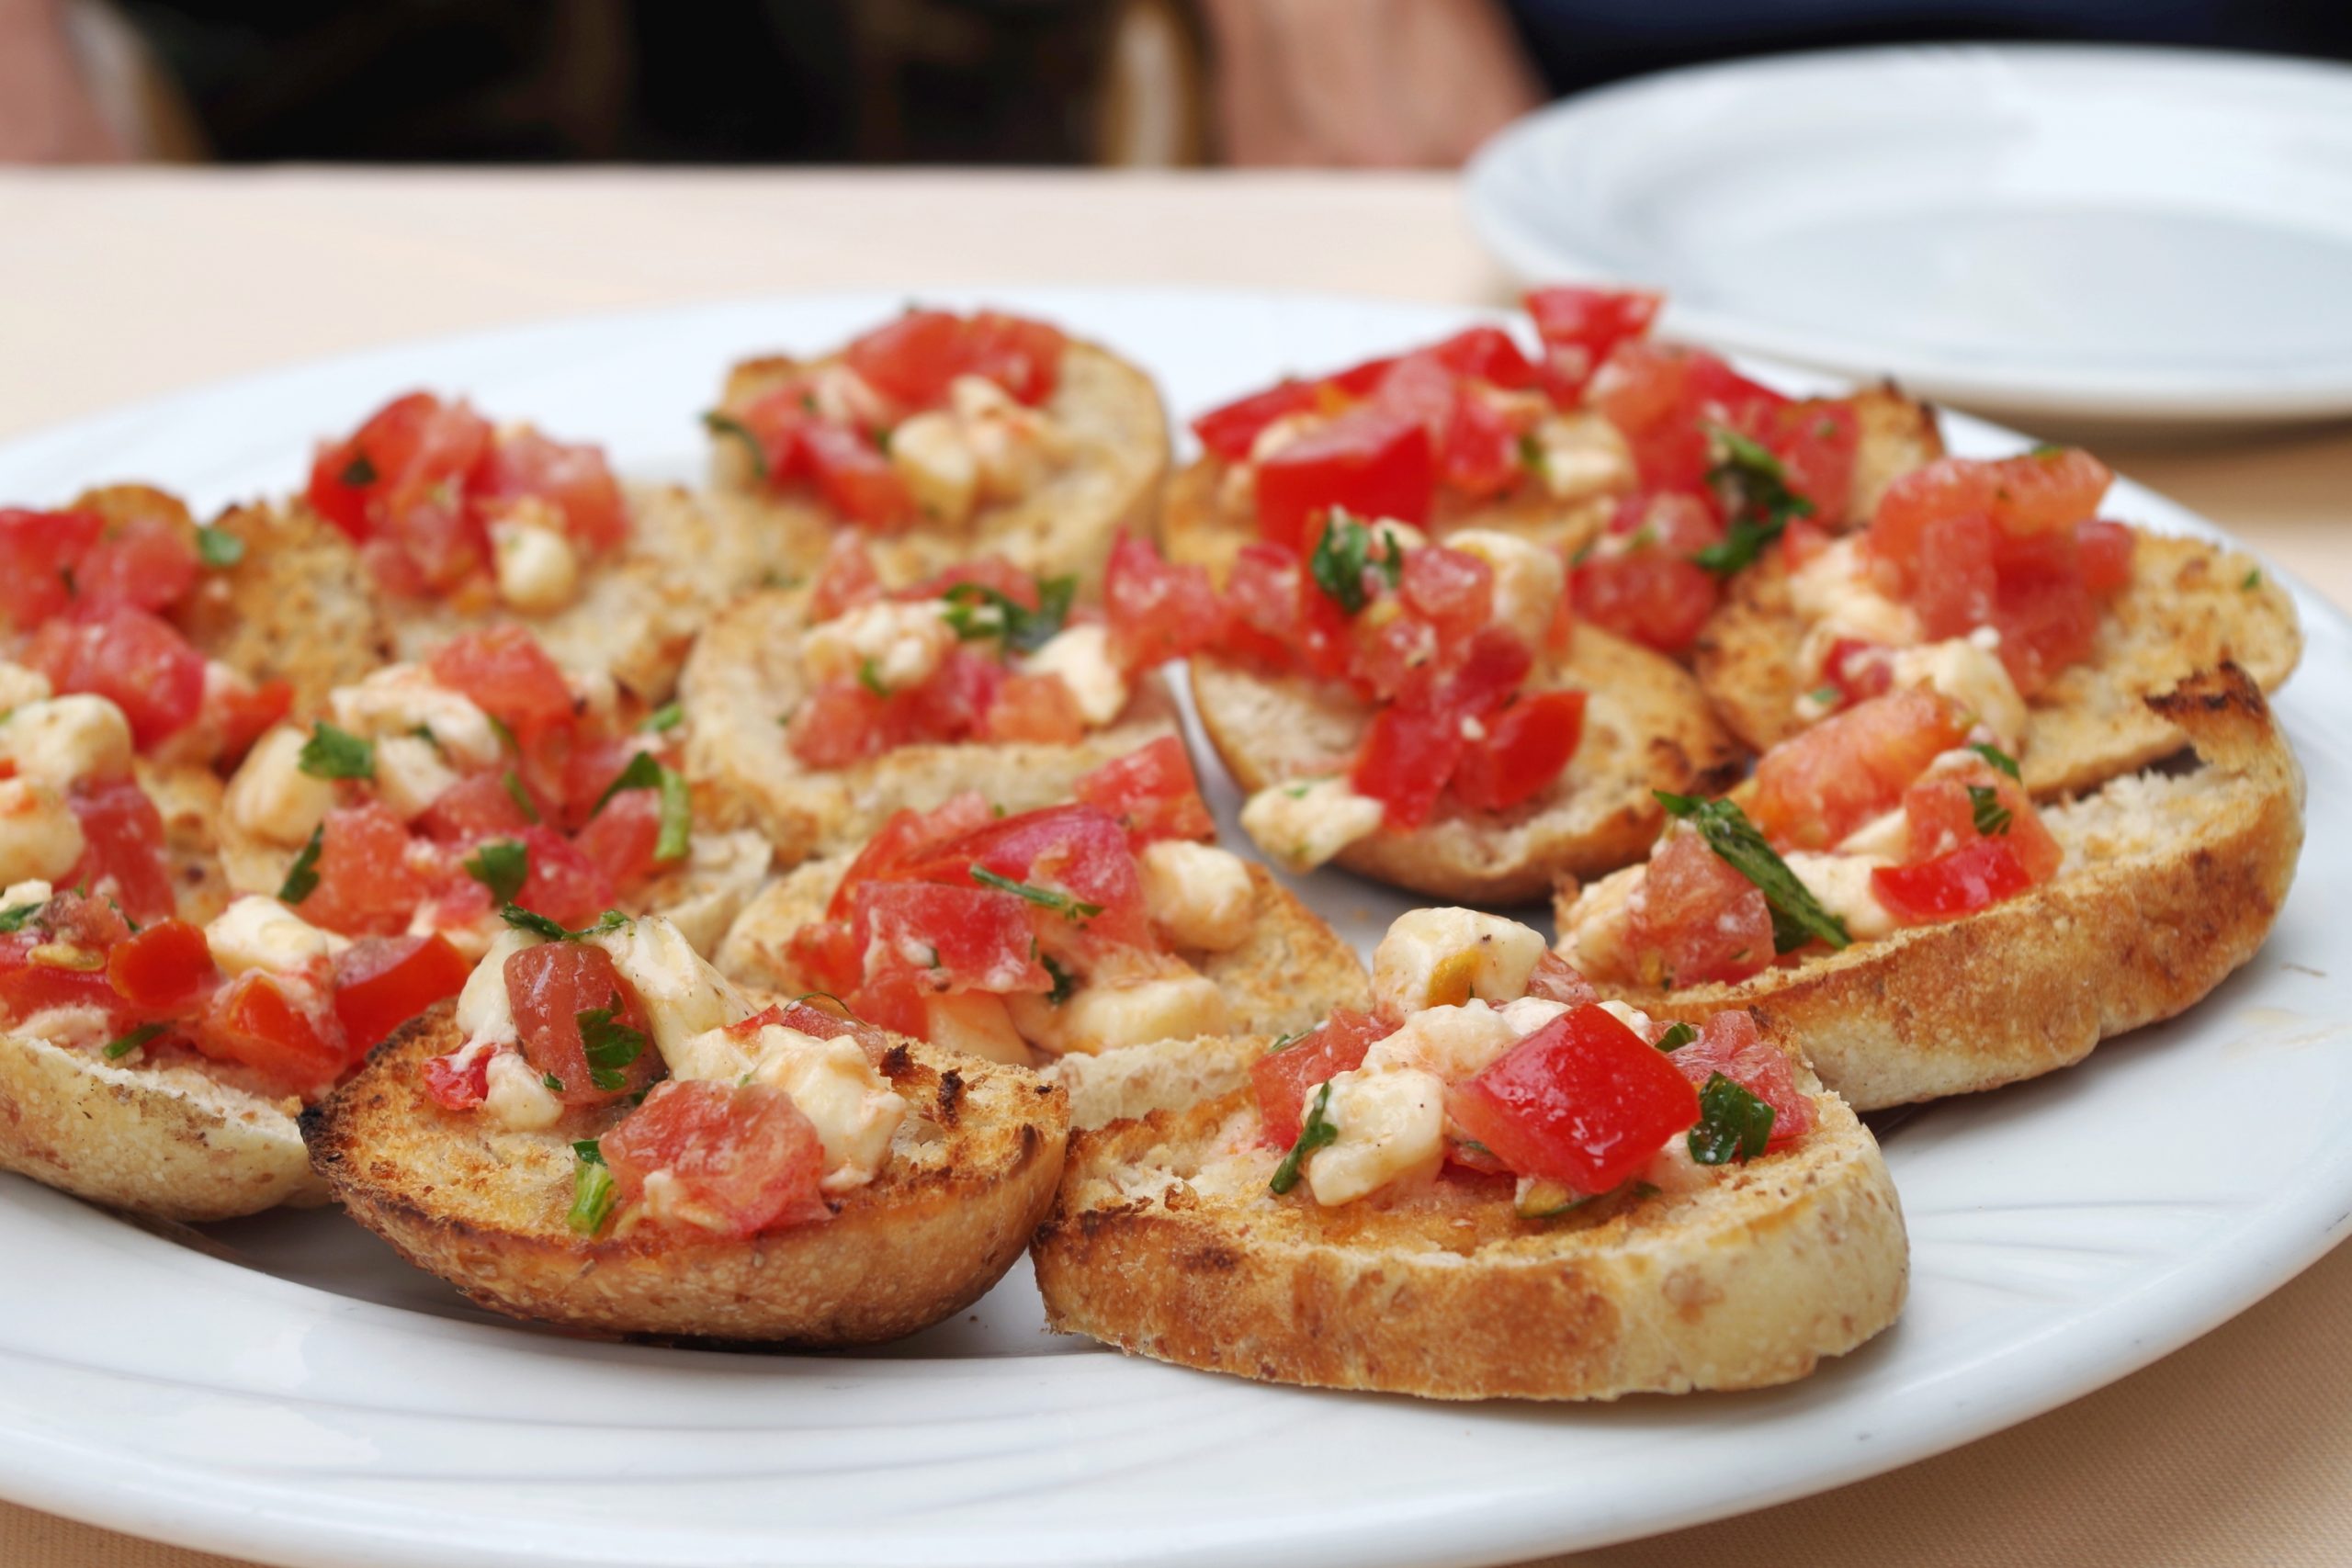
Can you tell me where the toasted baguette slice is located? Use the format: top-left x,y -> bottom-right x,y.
306,1007 -> 1068,1345
1192,626 -> 1742,904
1033,1049 -> 1905,1400
1695,528 -> 2302,798
1567,666 -> 2303,1111
173,494 -> 396,718
0,1033 -> 324,1220
680,584 -> 1182,867
712,337 -> 1168,598
715,859 -> 1370,1121
1163,384 -> 1942,584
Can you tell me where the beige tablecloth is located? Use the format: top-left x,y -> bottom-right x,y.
2,169 -> 2346,1568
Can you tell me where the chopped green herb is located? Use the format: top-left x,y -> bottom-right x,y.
1514,1178 -> 1595,1219
1968,741 -> 2022,780
1656,791 -> 1850,953
874,424 -> 893,455
940,576 -> 1076,655
1688,1072 -> 1776,1165
500,905 -> 629,942
297,721 -> 374,781
0,900 -> 44,933
1306,510 -> 1404,615
857,657 -> 889,696
1569,536 -> 1599,567
1268,1082 -> 1339,1195
409,724 -> 441,750
1041,953 -> 1076,1007
1654,1021 -> 1699,1053
102,1022 -> 164,1060
576,995 -> 648,1091
969,864 -> 1102,920
2028,443 -> 2066,458
501,769 -> 540,823
567,1143 -> 616,1234
701,411 -> 769,481
1267,1029 -> 1307,1053
654,764 -> 691,862
1692,423 -> 1815,576
641,702 -> 684,733
1968,784 -> 2013,838
543,1072 -> 565,1092
592,751 -> 663,815
1516,431 -> 1547,475
1806,684 -> 1842,707
340,452 -> 379,488
277,825 -> 324,904
195,527 -> 245,569
572,1138 -> 605,1165
463,838 -> 529,904
2243,569 -> 2263,591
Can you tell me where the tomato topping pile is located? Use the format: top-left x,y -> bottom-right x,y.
783,742 -> 1216,1043
603,1078 -> 831,1238
0,891 -> 465,1099
726,310 -> 1067,530
288,626 -> 685,944
1853,449 -> 2133,695
305,392 -> 626,598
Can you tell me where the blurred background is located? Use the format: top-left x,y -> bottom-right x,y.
6,0 -> 2351,169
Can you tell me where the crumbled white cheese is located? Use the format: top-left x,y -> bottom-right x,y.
1137,840 -> 1257,952
1238,776 -> 1384,874
800,599 -> 956,694
749,1030 -> 908,1193
1781,851 -> 1900,942
922,991 -> 1034,1065
372,733 -> 462,821
1556,863 -> 1644,980
1362,1000 -> 1520,1080
1055,971 -> 1229,1055
224,723 -> 339,848
482,1049 -> 564,1131
331,665 -> 504,768
888,410 -> 980,526
1303,1066 -> 1447,1206
490,508 -> 582,615
454,926 -> 542,1049
0,661 -> 53,710
1371,908 -> 1548,1014
1526,411 -> 1634,502
585,915 -> 751,1066
1599,999 -> 1656,1035
206,896 -> 339,977
1885,637 -> 2028,753
0,779 -> 84,886
1023,624 -> 1128,727
1443,528 -> 1566,649
0,695 -> 132,789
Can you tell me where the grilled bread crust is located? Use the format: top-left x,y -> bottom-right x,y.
1693,529 -> 2303,799
1570,665 -> 2304,1111
305,1006 -> 1069,1345
1192,626 -> 1742,904
711,338 -> 1169,599
1032,1054 -> 1906,1400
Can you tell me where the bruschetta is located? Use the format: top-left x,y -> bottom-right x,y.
1695,446 -> 2302,798
1556,665 -> 2301,1110
1164,287 -> 1942,659
711,736 -> 1369,1122
285,391 -> 776,699
217,625 -> 771,961
680,538 -> 1183,868
305,911 -> 1067,1345
1031,907 -> 1907,1400
1147,511 -> 1738,902
706,307 -> 1167,597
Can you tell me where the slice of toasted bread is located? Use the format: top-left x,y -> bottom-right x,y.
1192,626 -> 1743,904
306,1007 -> 1069,1345
1163,383 -> 1943,585
1032,1051 -> 1905,1400
713,338 -> 1168,598
170,495 -> 396,719
0,1033 -> 325,1220
1695,528 -> 2303,798
680,585 -> 1182,868
1569,665 -> 2303,1111
715,859 -> 1370,1120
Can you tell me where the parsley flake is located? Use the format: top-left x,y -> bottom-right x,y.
857,657 -> 889,696
277,825 -> 324,904
576,994 -> 648,1091
1041,953 -> 1076,1007
1688,1072 -> 1776,1165
499,905 -> 628,942
0,900 -> 44,933
1269,1081 -> 1340,1195
642,702 -> 683,733
969,864 -> 1102,921
568,1140 -> 616,1234
940,576 -> 1075,655
102,1022 -> 164,1060
297,721 -> 375,781
1306,510 -> 1406,615
1968,741 -> 2022,780
701,411 -> 769,481
501,769 -> 540,823
1692,423 -> 1815,576
1968,784 -> 2013,838
464,838 -> 530,904
1655,1021 -> 1699,1053
195,527 -> 245,569
340,452 -> 379,488
2243,569 -> 2263,591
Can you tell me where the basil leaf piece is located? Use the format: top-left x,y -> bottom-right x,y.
568,1144 -> 617,1234
969,864 -> 1102,921
1655,791 -> 1850,953
499,905 -> 569,941
939,576 -> 1075,656
642,702 -> 684,733
701,411 -> 770,481
592,751 -> 664,816
277,825 -> 324,905
1041,953 -> 1075,1007
1268,1082 -> 1340,1195
857,657 -> 889,696
502,769 -> 540,823
1688,1071 -> 1776,1165
1306,510 -> 1407,615
0,899 -> 45,934
1968,784 -> 2013,838
1968,741 -> 2022,781
654,763 -> 693,863
102,1022 -> 165,1060
1654,1021 -> 1698,1053
297,721 -> 375,781
195,527 -> 245,569
572,1138 -> 605,1166
463,839 -> 529,904
1691,423 -> 1815,577
576,995 -> 648,1091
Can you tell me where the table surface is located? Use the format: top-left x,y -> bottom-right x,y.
3,167 -> 2347,1568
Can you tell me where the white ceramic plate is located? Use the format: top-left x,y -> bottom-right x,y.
1465,45 -> 2352,425
0,289 -> 2345,1568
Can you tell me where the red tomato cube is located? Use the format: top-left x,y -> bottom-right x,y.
1446,1004 -> 1700,1194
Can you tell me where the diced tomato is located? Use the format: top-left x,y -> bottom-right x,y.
306,391 -> 436,537
416,770 -> 537,842
732,997 -> 893,1057
602,1078 -> 831,1238
1571,492 -> 1723,655
1426,325 -> 1538,389
1662,1010 -> 1813,1145
27,605 -> 205,749
63,778 -> 177,927
846,967 -> 931,1039
1438,384 -> 1527,499
1103,535 -> 1223,670
1192,379 -> 1327,463
506,825 -> 616,932
0,939 -> 119,1022
826,793 -> 997,919
905,804 -> 1151,952
1744,398 -> 1859,530
1524,287 -> 1661,404
801,422 -> 913,529
298,803 -> 427,938
195,971 -> 347,1096
1250,1007 -> 1390,1147
784,919 -> 863,997
2076,519 -> 2135,595
1898,762 -> 2062,883
469,427 -> 627,552
428,625 -> 575,745
1900,510 -> 2000,639
904,554 -> 1040,612
785,679 -> 898,771
75,510 -> 199,615
1988,529 -> 2103,696
571,788 -> 668,889
1590,341 -> 1785,495
1451,690 -> 1586,813
982,673 -> 1086,744
845,309 -> 1066,410
1446,1004 -> 1700,1194
1749,688 -> 1971,851
505,940 -> 659,1107
308,393 -> 497,591
1524,949 -> 1599,1007
1872,837 -> 2033,925
1351,702 -> 1461,830
210,676 -> 294,766
421,1047 -> 489,1111
808,536 -> 885,621
1253,408 -> 1432,554
103,919 -> 213,1011
1072,736 -> 1216,848
1876,448 -> 2113,562
332,933 -> 469,1055
1820,637 -> 1894,706
850,882 -> 1050,994
1781,517 -> 1835,572
0,509 -> 102,630
1399,547 -> 1493,646
1624,826 -> 1774,988
902,648 -> 1005,740
37,889 -> 131,950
